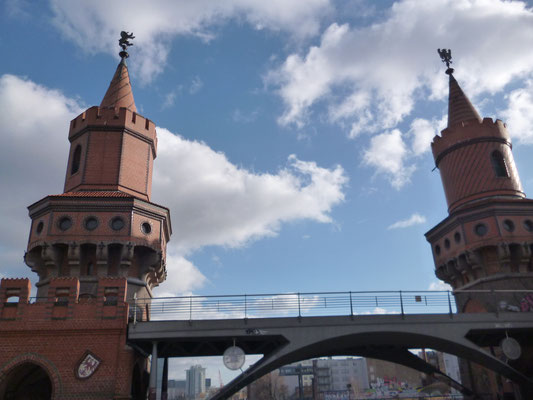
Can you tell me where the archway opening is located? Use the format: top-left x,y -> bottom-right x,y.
0,362 -> 53,400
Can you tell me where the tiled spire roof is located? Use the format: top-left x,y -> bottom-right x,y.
447,74 -> 481,128
100,58 -> 137,112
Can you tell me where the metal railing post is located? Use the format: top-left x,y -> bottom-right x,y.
133,293 -> 137,324
447,291 -> 453,318
400,291 -> 404,317
298,293 -> 301,318
244,294 -> 247,319
349,291 -> 353,316
189,296 -> 193,321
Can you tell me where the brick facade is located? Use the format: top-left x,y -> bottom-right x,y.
0,277 -> 146,399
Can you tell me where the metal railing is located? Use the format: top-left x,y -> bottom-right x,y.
129,290 -> 461,322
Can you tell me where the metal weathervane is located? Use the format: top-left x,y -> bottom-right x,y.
437,48 -> 454,75
119,31 -> 135,59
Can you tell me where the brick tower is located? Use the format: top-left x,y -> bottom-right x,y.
0,36 -> 170,399
426,53 -> 533,397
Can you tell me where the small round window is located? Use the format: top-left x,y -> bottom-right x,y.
454,232 -> 461,243
435,245 -> 441,256
111,217 -> 125,231
524,220 -> 533,232
36,221 -> 44,235
84,216 -> 98,231
444,238 -> 450,249
503,219 -> 515,232
141,222 -> 152,235
474,223 -> 488,237
58,217 -> 72,231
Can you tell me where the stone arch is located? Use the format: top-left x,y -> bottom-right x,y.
0,353 -> 62,399
130,360 -> 148,400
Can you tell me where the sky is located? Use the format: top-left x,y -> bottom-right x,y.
2,0 -> 533,383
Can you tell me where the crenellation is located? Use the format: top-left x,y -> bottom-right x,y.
68,106 -> 156,144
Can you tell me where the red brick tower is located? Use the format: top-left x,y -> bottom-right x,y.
0,36 -> 170,399
426,52 -> 533,397
24,52 -> 171,302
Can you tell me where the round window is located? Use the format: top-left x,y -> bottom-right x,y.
474,223 -> 488,237
444,238 -> 450,249
435,245 -> 441,256
503,219 -> 515,232
111,217 -> 125,231
454,232 -> 461,243
36,221 -> 44,235
84,216 -> 98,231
58,217 -> 72,231
524,220 -> 533,232
141,222 -> 152,235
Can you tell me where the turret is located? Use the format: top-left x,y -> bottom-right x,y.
24,42 -> 171,300
426,51 -> 533,314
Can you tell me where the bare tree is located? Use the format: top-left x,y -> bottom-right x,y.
248,371 -> 288,400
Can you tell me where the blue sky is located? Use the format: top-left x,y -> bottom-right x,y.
2,0 -> 533,381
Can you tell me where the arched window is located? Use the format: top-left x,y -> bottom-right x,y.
491,150 -> 509,177
71,145 -> 82,175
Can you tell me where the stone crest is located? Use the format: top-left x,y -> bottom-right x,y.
76,351 -> 101,379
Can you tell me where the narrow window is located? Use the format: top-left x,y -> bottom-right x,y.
86,262 -> 94,276
491,150 -> 509,177
71,145 -> 82,175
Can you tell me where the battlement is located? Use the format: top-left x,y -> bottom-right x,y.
69,106 -> 157,148
0,277 -> 132,323
432,117 -> 510,164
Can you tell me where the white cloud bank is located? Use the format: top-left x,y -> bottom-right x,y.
388,213 -> 427,230
0,74 -> 347,295
268,0 -> 533,186
50,0 -> 332,83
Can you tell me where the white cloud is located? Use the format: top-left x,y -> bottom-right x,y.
0,74 -> 347,295
270,0 -> 533,132
189,76 -> 204,94
49,0 -> 332,83
153,128 -> 348,253
0,75 -> 82,278
428,281 -> 452,291
502,79 -> 533,143
387,213 -> 427,230
268,0 -> 533,188
363,129 -> 415,189
409,117 -> 444,156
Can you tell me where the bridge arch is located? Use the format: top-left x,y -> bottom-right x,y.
204,318 -> 533,399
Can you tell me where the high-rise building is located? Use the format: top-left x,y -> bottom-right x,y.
426,57 -> 533,398
186,365 -> 206,399
0,37 -> 171,399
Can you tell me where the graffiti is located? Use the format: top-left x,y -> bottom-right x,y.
520,293 -> 533,312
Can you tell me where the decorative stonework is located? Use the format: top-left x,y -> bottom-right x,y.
76,351 -> 101,380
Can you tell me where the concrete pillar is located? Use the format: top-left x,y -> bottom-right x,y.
149,341 -> 158,400
161,357 -> 168,400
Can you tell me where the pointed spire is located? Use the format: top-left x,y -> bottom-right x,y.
447,73 -> 481,128
438,48 -> 482,128
100,58 -> 137,112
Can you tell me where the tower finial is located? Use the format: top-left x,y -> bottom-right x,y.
119,31 -> 135,59
437,48 -> 454,75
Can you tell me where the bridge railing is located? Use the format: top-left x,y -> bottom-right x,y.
129,290 -> 460,322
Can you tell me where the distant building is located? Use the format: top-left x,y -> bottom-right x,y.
186,365 -> 206,399
168,379 -> 186,399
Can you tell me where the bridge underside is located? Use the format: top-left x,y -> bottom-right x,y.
128,312 -> 533,399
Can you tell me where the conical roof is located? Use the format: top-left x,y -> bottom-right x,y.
100,58 -> 137,112
447,74 -> 481,128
